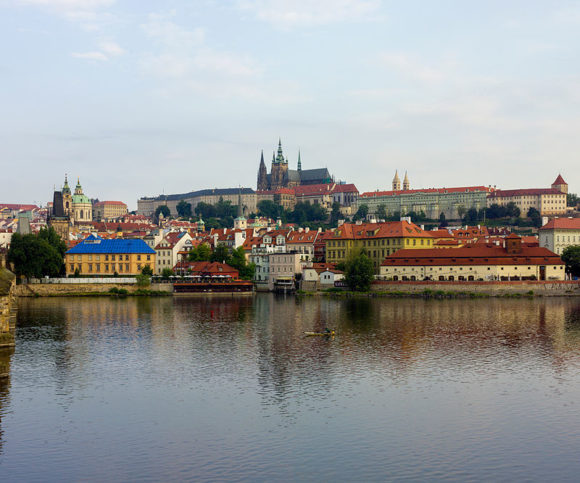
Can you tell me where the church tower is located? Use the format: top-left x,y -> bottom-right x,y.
257,150 -> 268,191
392,171 -> 401,191
62,175 -> 73,217
270,138 -> 289,190
551,174 -> 568,194
403,171 -> 410,191
297,150 -> 302,172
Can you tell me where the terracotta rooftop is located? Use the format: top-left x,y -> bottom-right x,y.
361,186 -> 492,198
540,218 -> 580,230
488,188 -> 564,197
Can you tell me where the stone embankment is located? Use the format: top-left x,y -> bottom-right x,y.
1,269 -> 17,378
15,282 -> 173,297
370,280 -> 580,296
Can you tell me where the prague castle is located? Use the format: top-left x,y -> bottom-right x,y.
257,139 -> 332,191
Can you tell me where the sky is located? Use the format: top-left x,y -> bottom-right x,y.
1,0 -> 579,210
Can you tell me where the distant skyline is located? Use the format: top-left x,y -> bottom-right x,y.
1,0 -> 579,210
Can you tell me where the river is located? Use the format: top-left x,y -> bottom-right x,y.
1,295 -> 580,481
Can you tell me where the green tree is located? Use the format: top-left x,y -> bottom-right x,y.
161,267 -> 174,279
257,200 -> 284,220
527,207 -> 542,228
155,205 -> 170,220
329,202 -> 341,226
561,246 -> 580,277
439,212 -> 448,228
505,202 -> 520,218
463,208 -> 479,224
7,229 -> 65,280
228,246 -> 255,280
567,193 -> 579,207
457,205 -> 467,220
141,265 -> 153,276
376,204 -> 387,221
136,273 -> 151,287
188,243 -> 212,262
211,245 -> 231,264
344,249 -> 375,292
195,202 -> 217,219
353,204 -> 369,221
176,200 -> 192,218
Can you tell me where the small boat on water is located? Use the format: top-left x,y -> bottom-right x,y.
304,330 -> 335,336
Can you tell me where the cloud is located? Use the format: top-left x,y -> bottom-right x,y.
235,0 -> 382,29
71,51 -> 108,61
378,52 -> 449,84
71,40 -> 124,61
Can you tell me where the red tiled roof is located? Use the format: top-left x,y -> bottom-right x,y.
553,174 -> 567,185
488,188 -> 564,197
332,183 -> 359,193
540,218 -> 580,230
174,261 -> 239,277
330,221 -> 432,240
361,186 -> 492,198
294,184 -> 335,196
0,203 -> 39,211
381,244 -> 563,266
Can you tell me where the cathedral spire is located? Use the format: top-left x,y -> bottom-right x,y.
276,138 -> 285,164
257,150 -> 268,191
403,171 -> 410,191
297,150 -> 302,171
392,170 -> 401,191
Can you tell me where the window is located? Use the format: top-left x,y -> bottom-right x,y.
70,264 -> 74,272
126,264 -> 129,271
137,255 -> 141,261
88,264 -> 93,272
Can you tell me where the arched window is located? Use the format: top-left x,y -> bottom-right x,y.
80,210 -> 83,219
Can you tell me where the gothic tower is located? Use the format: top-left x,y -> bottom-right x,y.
62,174 -> 72,217
392,170 -> 401,191
257,150 -> 268,191
270,138 -> 289,190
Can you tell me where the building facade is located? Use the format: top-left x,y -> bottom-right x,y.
487,175 -> 568,216
539,218 -> 580,255
65,235 -> 155,276
325,220 -> 434,272
359,184 -> 492,220
93,201 -> 128,221
380,235 -> 565,281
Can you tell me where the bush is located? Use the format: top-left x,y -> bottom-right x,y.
136,274 -> 151,287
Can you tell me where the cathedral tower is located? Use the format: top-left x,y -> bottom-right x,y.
257,150 -> 268,191
403,171 -> 410,191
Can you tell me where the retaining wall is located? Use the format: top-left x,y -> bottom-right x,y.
370,280 -> 580,296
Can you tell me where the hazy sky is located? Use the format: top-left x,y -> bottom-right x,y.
1,0 -> 579,209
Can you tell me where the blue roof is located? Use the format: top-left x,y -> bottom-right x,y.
66,235 -> 156,255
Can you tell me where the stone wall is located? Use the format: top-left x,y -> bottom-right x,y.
370,280 -> 580,296
0,268 -> 16,351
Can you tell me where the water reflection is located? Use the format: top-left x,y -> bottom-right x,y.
2,295 -> 580,481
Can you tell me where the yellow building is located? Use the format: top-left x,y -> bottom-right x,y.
65,235 -> 155,276
380,235 -> 565,281
325,220 -> 434,272
93,201 -> 128,221
487,175 -> 568,216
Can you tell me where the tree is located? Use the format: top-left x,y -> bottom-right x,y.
195,202 -> 216,219
141,265 -> 153,276
329,202 -> 341,226
161,267 -> 174,279
439,212 -> 448,228
7,228 -> 65,280
155,205 -> 170,220
228,246 -> 255,280
505,202 -> 520,218
562,246 -> 580,278
567,193 -> 579,207
457,205 -> 467,220
188,243 -> 211,262
486,203 -> 507,219
211,245 -> 231,264
344,249 -> 375,291
527,207 -> 542,228
463,207 -> 479,224
176,200 -> 192,218
257,200 -> 284,220
353,204 -> 369,221
376,204 -> 387,221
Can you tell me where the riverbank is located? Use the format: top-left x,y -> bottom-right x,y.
0,268 -> 16,354
298,280 -> 580,298
15,282 -> 173,297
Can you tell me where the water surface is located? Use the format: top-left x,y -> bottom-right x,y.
1,295 -> 580,481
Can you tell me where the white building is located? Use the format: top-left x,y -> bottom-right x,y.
539,218 -> 580,255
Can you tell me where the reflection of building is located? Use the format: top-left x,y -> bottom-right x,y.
540,218 -> 580,255
487,175 -> 568,216
380,234 -> 565,281
65,234 -> 155,275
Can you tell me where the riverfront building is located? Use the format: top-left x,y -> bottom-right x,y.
380,234 -> 565,281
65,234 -> 155,276
487,175 -> 568,216
539,217 -> 580,255
325,220 -> 434,272
359,172 -> 492,220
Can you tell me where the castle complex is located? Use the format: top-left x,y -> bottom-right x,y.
257,139 -> 332,191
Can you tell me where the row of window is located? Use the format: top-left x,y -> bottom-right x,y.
70,263 -> 134,273
71,254 -> 151,262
